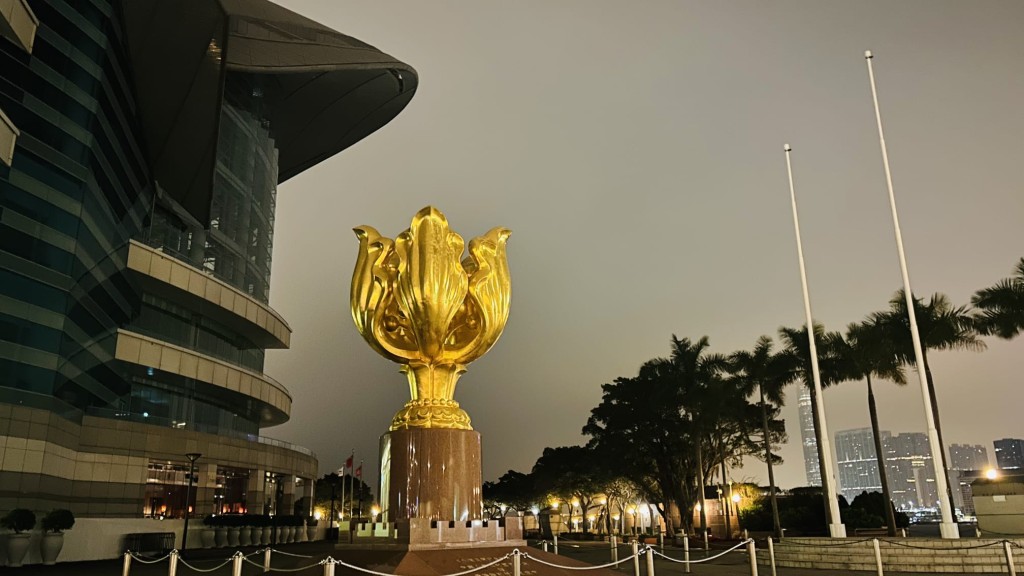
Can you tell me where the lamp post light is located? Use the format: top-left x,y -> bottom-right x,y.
181,452 -> 202,553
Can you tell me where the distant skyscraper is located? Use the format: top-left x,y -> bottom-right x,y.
994,439 -> 1024,470
888,432 -> 938,509
949,444 -> 990,471
798,389 -> 821,486
835,428 -> 890,503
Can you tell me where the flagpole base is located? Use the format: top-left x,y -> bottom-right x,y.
939,522 -> 960,539
828,523 -> 847,538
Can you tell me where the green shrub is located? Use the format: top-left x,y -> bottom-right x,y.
41,509 -> 75,533
1,509 -> 37,533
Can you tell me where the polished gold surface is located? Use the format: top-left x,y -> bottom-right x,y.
351,207 -> 511,430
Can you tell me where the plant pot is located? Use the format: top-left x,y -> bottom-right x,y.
227,527 -> 240,548
200,528 -> 215,549
5,533 -> 32,567
249,527 -> 260,546
261,526 -> 271,545
306,526 -> 317,542
40,532 -> 64,565
238,526 -> 251,547
296,526 -> 307,542
215,527 -> 227,548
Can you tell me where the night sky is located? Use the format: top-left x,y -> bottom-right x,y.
264,0 -> 1023,495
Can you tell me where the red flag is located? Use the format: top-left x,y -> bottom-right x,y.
355,465 -> 362,478
345,455 -> 353,469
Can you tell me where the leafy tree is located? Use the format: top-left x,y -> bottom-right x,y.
532,445 -> 608,533
314,473 -> 372,520
585,336 -> 767,536
729,336 -> 797,538
584,341 -> 700,534
849,491 -> 909,529
972,257 -> 1024,339
482,470 -> 539,518
835,322 -> 906,536
868,290 -> 984,507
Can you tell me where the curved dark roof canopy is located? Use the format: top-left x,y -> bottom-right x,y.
122,0 -> 418,221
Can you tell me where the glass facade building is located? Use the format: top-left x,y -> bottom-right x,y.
0,0 -> 416,552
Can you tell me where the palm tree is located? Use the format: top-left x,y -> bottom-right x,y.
779,323 -> 845,526
729,336 -> 798,539
837,322 -> 906,536
868,290 -> 985,510
972,257 -> 1024,339
667,336 -> 729,540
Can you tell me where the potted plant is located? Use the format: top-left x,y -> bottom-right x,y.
200,515 -> 217,549
211,515 -> 228,548
237,514 -> 251,547
245,515 -> 260,548
2,509 -> 36,567
225,514 -> 241,548
39,509 -> 74,565
258,515 -> 271,545
306,517 -> 318,542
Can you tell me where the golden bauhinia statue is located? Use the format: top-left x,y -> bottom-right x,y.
351,207 -> 511,431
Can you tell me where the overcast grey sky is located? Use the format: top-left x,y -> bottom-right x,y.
265,0 -> 1023,494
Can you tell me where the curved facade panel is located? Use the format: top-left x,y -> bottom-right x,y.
0,0 -> 417,554
126,240 -> 291,349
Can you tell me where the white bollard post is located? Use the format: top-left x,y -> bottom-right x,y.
976,527 -> 982,538
264,547 -> 272,572
900,528 -> 907,538
122,552 -> 132,576
646,547 -> 655,576
168,550 -> 178,576
747,539 -> 758,576
683,536 -> 690,574
232,552 -> 243,576
767,538 -> 776,576
542,541 -> 548,553
1005,541 -> 1017,576
554,534 -> 559,555
514,551 -> 522,576
658,530 -> 664,552
743,529 -> 749,540
703,529 -> 709,552
632,541 -> 641,576
611,535 -> 619,566
323,557 -> 336,576
872,539 -> 884,576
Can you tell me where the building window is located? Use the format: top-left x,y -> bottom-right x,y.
144,461 -> 198,518
215,467 -> 250,514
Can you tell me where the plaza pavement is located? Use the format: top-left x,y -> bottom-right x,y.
7,539 -> 969,576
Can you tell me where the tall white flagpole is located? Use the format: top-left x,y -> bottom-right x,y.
864,50 -> 958,538
784,144 -> 846,538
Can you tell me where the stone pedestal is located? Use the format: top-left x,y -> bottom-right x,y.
382,428 -> 482,522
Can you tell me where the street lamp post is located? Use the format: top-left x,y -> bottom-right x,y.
181,452 -> 202,552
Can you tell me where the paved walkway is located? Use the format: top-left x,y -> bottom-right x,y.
7,539 -> 973,575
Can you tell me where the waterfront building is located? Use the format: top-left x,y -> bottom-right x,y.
994,438 -> 1024,470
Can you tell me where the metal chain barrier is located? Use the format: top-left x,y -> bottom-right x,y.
331,551 -> 513,576
879,538 -> 1012,551
127,550 -> 175,564
652,539 -> 752,564
242,554 -> 323,573
178,555 -> 238,573
269,548 -> 315,558
773,538 -> 875,548
522,546 -> 644,570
